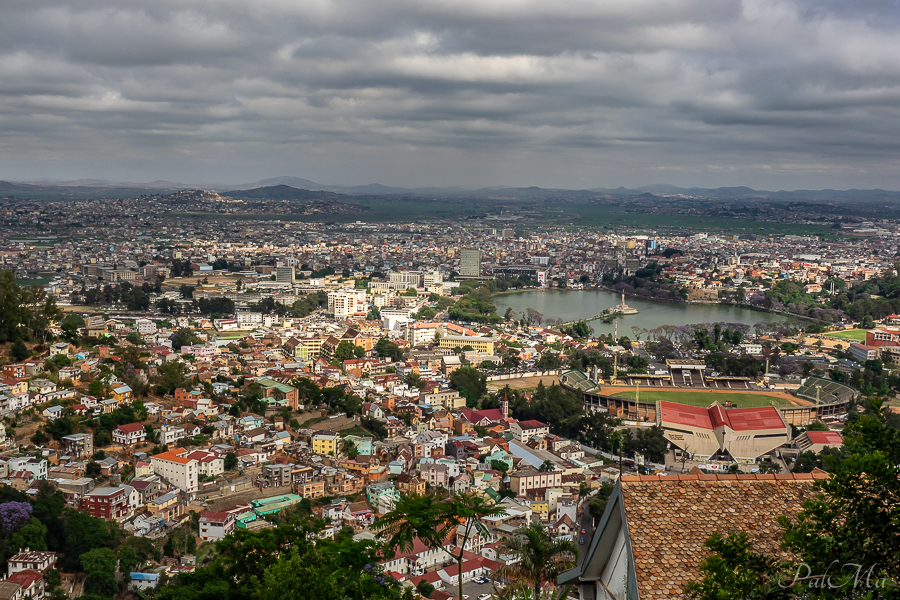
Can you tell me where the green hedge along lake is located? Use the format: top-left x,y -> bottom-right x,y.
492,289 -> 797,336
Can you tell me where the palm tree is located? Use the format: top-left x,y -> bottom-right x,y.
496,522 -> 579,600
374,491 -> 506,600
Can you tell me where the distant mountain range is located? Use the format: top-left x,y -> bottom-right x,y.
221,184 -> 348,201
3,176 -> 900,202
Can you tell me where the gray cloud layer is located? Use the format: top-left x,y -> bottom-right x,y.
2,0 -> 900,189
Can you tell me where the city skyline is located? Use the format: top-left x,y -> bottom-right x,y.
2,1 -> 900,191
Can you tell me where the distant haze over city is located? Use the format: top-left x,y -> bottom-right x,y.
5,177 -> 900,201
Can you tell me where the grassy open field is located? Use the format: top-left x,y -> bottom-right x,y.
15,274 -> 53,286
610,389 -> 795,407
825,329 -> 867,342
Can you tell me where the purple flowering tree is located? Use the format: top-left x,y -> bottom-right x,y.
0,502 -> 32,536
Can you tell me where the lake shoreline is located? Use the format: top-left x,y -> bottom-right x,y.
491,288 -> 806,333
490,286 -> 815,323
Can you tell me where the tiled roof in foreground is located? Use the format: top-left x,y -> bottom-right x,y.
619,472 -> 827,600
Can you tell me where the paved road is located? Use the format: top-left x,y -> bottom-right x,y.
577,507 -> 594,563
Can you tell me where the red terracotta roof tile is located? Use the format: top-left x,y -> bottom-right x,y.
619,475 -> 820,600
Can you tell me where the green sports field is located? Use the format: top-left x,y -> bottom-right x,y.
825,329 -> 867,342
610,390 -> 794,407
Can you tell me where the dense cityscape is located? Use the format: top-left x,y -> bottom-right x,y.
0,184 -> 898,600
4,0 -> 900,598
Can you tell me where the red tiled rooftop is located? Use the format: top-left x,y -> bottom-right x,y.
616,472 -> 825,600
659,402 -> 712,429
659,401 -> 786,432
804,430 -> 844,445
115,422 -> 145,433
725,406 -> 787,431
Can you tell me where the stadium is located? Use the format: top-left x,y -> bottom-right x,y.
561,367 -> 856,428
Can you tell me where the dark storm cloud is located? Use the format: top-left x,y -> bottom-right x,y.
1,0 -> 900,188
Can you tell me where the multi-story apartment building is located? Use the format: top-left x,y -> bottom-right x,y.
112,422 -> 146,445
312,431 -> 340,455
327,289 -> 367,318
437,334 -> 494,354
199,511 -> 236,542
7,550 -> 57,575
135,318 -> 157,334
419,389 -> 465,410
275,266 -> 295,284
150,448 -> 198,494
236,311 -> 263,329
7,457 -> 47,481
184,450 -> 225,478
81,487 -> 129,521
510,419 -> 550,443
389,271 -> 422,289
508,467 -> 563,497
459,248 -> 482,277
61,433 -> 93,458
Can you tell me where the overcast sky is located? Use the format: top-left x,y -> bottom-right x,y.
2,0 -> 900,190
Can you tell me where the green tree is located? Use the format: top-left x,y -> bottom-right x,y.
536,353 -> 563,371
588,482 -> 614,526
334,340 -> 356,362
374,492 -> 506,600
490,459 -> 509,475
449,365 -> 488,407
171,328 -> 201,350
45,569 -> 61,590
61,509 -> 118,571
416,580 -> 435,598
496,522 -> 579,600
11,339 -> 29,361
8,518 -> 49,555
88,380 -> 104,397
81,548 -> 118,597
404,372 -> 424,389
156,361 -> 187,394
375,337 -> 404,361
0,271 -> 27,343
132,399 -> 148,421
118,545 -> 138,574
342,438 -> 359,460
225,453 -> 238,470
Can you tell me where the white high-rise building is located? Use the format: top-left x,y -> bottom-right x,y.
389,271 -> 422,289
275,266 -> 295,284
328,289 -> 368,318
423,270 -> 443,291
459,248 -> 482,277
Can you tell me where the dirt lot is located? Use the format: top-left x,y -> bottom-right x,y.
203,484 -> 293,512
310,414 -> 359,431
487,375 -> 559,390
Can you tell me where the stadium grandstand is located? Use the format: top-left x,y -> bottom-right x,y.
559,369 -> 599,393
795,376 -> 857,405
657,400 -> 791,463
